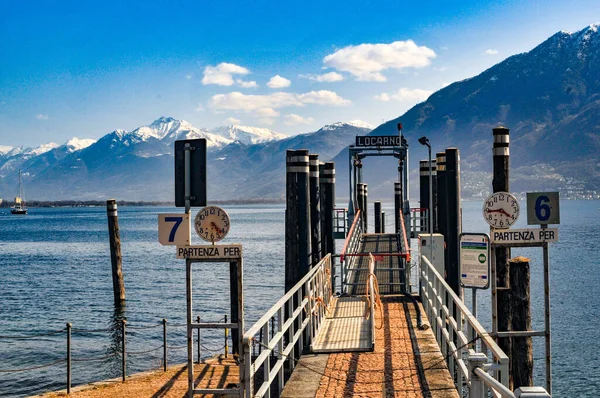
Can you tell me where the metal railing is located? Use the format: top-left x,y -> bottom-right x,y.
340,210 -> 363,293
241,255 -> 332,398
410,207 -> 429,238
420,254 -> 510,397
333,207 -> 348,239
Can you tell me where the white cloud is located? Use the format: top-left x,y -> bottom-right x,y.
259,118 -> 276,125
374,88 -> 433,102
256,107 -> 280,117
35,114 -> 48,120
485,49 -> 499,55
297,90 -> 350,106
209,90 -> 350,112
224,117 -> 241,125
284,114 -> 315,125
299,72 -> 345,83
195,104 -> 205,112
323,40 -> 436,81
267,75 -> 291,88
236,79 -> 258,88
202,63 -> 251,86
185,74 -> 193,80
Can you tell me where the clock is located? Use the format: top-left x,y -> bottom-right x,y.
483,192 -> 520,228
194,206 -> 230,243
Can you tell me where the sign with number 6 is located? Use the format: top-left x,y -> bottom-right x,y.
158,213 -> 191,245
526,192 -> 560,225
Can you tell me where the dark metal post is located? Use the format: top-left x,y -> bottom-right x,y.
435,152 -> 447,236
374,201 -> 382,233
356,183 -> 365,222
66,322 -> 71,393
121,319 -> 126,382
309,154 -> 321,265
394,182 -> 401,234
419,160 -> 429,233
381,212 -> 385,233
285,149 -> 311,292
196,315 -> 201,362
106,199 -> 125,305
224,315 -> 229,358
362,184 -> 368,232
229,262 -> 239,356
319,162 -> 335,259
445,148 -> 461,295
163,319 -> 167,372
493,126 -> 511,364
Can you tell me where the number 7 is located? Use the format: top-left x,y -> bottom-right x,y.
165,217 -> 183,242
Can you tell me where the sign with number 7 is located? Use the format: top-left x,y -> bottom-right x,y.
158,214 -> 191,246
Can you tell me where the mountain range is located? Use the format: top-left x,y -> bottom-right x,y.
1,24 -> 599,202
0,118 -> 373,201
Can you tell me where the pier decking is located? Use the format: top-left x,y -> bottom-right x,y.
281,296 -> 458,398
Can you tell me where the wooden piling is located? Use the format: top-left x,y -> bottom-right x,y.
229,262 -> 239,356
493,127 -> 512,362
509,256 -> 533,390
309,154 -> 321,265
419,160 -> 429,233
381,212 -> 385,233
106,199 -> 125,304
285,149 -> 311,292
320,162 -> 335,259
374,201 -> 382,233
445,148 -> 461,295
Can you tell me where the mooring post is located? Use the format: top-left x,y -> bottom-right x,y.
381,212 -> 385,233
356,183 -> 365,223
509,256 -> 533,389
445,148 -> 461,295
106,199 -> 125,305
224,314 -> 229,358
229,261 -> 240,356
309,154 -> 321,265
66,322 -> 71,393
285,149 -> 311,292
374,201 -> 382,233
319,162 -> 335,259
493,126 -> 512,365
435,152 -> 447,237
196,315 -> 201,362
163,319 -> 167,372
394,182 -> 402,234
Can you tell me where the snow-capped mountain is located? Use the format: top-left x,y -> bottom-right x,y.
132,117 -> 233,148
212,125 -> 287,145
65,137 -> 96,152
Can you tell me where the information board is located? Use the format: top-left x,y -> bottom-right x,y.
158,213 -> 191,246
176,244 -> 242,259
174,139 -> 207,207
460,233 -> 490,289
527,192 -> 560,225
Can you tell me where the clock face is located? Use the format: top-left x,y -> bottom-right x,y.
194,206 -> 230,243
483,192 -> 520,228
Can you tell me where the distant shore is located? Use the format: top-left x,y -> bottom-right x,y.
0,198 -> 286,208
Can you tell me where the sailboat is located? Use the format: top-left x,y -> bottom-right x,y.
11,170 -> 27,215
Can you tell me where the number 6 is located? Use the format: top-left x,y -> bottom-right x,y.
535,196 -> 551,222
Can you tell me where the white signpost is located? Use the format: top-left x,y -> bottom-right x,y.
158,213 -> 191,246
460,233 -> 490,289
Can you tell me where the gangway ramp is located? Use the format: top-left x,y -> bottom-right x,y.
312,296 -> 372,353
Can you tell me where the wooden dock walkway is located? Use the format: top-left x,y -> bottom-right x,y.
281,296 -> 458,398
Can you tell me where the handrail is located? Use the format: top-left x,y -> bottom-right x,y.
474,368 -> 516,398
420,254 -> 509,396
398,210 -> 411,263
340,210 -> 361,262
242,255 -> 332,398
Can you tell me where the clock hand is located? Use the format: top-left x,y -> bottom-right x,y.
486,209 -> 503,213
499,209 -> 512,217
211,222 -> 223,235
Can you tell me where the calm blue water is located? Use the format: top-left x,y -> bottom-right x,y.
0,202 -> 598,397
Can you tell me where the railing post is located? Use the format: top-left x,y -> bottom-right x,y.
277,307 -> 285,394
163,319 -> 167,372
224,315 -> 229,358
262,322 -> 271,398
121,319 -> 126,382
197,315 -> 201,363
468,352 -> 487,398
66,322 -> 71,394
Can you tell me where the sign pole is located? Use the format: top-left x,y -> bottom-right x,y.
186,259 -> 194,398
543,239 -> 552,394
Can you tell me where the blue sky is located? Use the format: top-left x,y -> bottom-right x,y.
1,0 -> 598,147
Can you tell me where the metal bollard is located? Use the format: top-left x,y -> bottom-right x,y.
163,319 -> 167,372
468,352 -> 487,397
66,323 -> 72,393
122,319 -> 127,382
224,315 -> 229,358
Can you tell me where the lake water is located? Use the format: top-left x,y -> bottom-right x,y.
0,201 -> 598,397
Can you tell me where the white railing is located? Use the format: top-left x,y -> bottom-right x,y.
241,255 -> 332,398
340,210 -> 363,293
420,255 -> 510,397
